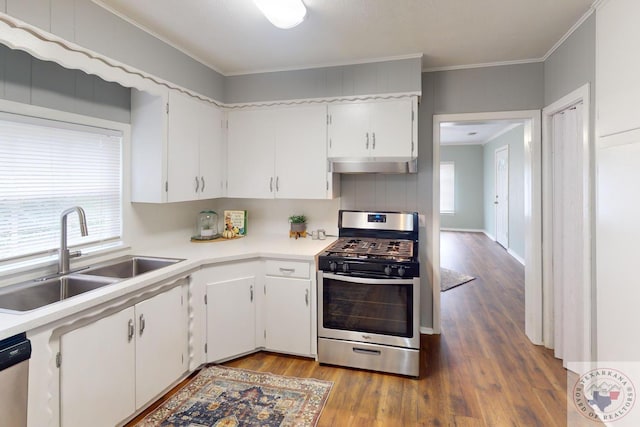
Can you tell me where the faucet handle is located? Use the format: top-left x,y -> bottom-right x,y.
69,250 -> 82,259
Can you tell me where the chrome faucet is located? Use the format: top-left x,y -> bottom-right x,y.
59,206 -> 89,275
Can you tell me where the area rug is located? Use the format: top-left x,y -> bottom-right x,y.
441,267 -> 476,292
134,365 -> 333,427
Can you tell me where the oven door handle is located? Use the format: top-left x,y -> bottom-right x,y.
320,272 -> 416,285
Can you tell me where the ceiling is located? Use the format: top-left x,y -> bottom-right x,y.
93,0 -> 595,76
440,121 -> 523,146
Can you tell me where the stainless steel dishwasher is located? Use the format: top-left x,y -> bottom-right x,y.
0,332 -> 31,427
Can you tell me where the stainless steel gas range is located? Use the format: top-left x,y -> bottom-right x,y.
317,210 -> 420,377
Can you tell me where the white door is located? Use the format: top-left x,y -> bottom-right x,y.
264,277 -> 311,356
198,102 -> 224,199
275,105 -> 328,199
167,91 -> 200,202
206,277 -> 256,362
551,103 -> 589,368
135,286 -> 187,408
327,103 -> 370,158
369,99 -> 414,158
60,307 -> 136,427
495,146 -> 509,248
227,109 -> 276,198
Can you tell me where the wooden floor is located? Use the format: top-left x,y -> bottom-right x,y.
130,231 -> 577,426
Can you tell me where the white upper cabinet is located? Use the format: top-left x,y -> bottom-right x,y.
596,0 -> 640,137
131,89 -> 224,203
328,98 -> 417,160
226,109 -> 276,199
227,105 -> 334,199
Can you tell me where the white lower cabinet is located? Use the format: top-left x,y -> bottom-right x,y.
206,277 -> 256,362
60,307 -> 135,427
135,286 -> 188,407
199,259 -> 316,363
264,276 -> 312,356
59,285 -> 187,427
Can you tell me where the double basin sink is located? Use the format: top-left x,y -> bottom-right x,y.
0,256 -> 183,313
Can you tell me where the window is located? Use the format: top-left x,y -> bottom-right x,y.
0,112 -> 122,262
440,162 -> 455,214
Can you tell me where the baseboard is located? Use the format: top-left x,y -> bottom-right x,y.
420,327 -> 435,335
440,228 -> 484,233
482,230 -> 496,241
507,249 -> 525,266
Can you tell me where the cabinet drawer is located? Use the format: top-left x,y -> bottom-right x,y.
265,260 -> 310,279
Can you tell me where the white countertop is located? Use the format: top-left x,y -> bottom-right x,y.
0,234 -> 336,341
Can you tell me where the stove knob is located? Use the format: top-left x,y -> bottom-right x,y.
329,261 -> 337,272
384,266 -> 392,276
342,263 -> 349,273
398,267 -> 406,277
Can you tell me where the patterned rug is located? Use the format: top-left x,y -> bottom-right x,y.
441,267 -> 476,292
134,365 -> 333,427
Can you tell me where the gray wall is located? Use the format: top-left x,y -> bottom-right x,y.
439,145 -> 484,230
225,57 -> 422,103
0,44 -> 130,122
544,14 -> 595,107
1,0 -> 225,101
483,125 -> 525,259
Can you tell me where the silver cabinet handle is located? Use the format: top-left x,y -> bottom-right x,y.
201,176 -> 205,192
366,132 -> 369,149
372,132 -> 376,149
270,177 -> 273,192
276,176 -> 279,192
139,314 -> 145,336
279,267 -> 295,273
127,319 -> 134,342
305,288 -> 309,306
195,176 -> 200,192
250,285 -> 254,302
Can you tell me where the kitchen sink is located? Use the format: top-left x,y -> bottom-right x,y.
0,256 -> 183,313
0,275 -> 120,312
82,256 -> 183,279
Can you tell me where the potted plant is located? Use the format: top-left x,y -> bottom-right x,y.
288,214 -> 307,238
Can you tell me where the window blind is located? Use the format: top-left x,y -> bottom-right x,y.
0,113 -> 122,262
440,162 -> 455,214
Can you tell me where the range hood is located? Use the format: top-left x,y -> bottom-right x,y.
330,158 -> 417,174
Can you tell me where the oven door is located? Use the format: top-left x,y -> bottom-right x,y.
318,271 -> 420,349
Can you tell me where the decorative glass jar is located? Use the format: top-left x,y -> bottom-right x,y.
196,210 -> 218,239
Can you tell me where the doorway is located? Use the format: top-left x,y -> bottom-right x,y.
495,145 -> 510,249
431,110 -> 542,342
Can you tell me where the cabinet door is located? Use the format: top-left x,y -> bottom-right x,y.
131,89 -> 169,203
275,105 -> 328,199
206,277 -> 256,362
597,0 -> 640,137
327,103 -> 370,158
167,91 -> 200,202
264,276 -> 311,356
198,102 -> 224,199
227,109 -> 276,198
135,286 -> 187,408
370,99 -> 414,159
60,307 -> 136,427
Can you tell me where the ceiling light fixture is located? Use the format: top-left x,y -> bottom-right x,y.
253,0 -> 307,29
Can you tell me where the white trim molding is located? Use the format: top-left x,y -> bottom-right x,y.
420,327 -> 435,335
440,228 -> 484,233
508,249 -> 526,266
